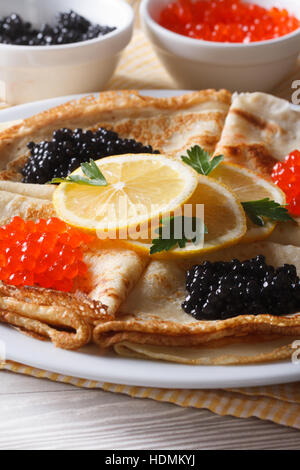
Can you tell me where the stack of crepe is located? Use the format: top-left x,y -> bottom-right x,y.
0,89 -> 299,365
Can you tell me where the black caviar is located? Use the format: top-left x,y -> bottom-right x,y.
0,11 -> 116,46
22,127 -> 160,184
182,255 -> 300,320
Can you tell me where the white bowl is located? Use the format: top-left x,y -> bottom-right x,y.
0,0 -> 134,104
140,0 -> 300,92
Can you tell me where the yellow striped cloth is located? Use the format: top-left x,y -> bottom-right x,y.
1,0 -> 300,430
108,0 -> 300,101
2,360 -> 300,429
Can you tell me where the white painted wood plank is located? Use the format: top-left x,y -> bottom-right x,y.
0,371 -> 77,394
0,371 -> 300,450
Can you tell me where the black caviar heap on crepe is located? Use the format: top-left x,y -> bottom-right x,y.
22,127 -> 160,184
182,255 -> 300,320
0,10 -> 116,46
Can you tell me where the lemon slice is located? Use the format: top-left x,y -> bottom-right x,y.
210,162 -> 286,242
123,175 -> 247,258
53,154 -> 198,233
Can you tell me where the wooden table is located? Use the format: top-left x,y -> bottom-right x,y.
1,370 -> 300,450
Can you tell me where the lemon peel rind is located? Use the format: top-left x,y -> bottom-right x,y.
214,162 -> 287,244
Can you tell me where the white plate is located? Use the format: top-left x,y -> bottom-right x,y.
0,90 -> 299,389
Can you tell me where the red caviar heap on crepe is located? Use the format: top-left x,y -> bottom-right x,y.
0,217 -> 93,292
272,150 -> 300,217
159,0 -> 300,43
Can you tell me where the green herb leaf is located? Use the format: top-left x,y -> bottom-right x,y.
181,145 -> 224,176
241,198 -> 296,227
49,159 -> 107,187
150,238 -> 179,255
150,216 -> 208,255
80,159 -> 105,181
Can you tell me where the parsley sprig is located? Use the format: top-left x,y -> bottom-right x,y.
49,159 -> 107,187
181,145 -> 296,227
181,145 -> 224,176
241,198 -> 295,227
150,216 -> 208,255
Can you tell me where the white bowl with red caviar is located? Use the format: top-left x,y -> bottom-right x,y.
0,0 -> 134,105
140,0 -> 300,92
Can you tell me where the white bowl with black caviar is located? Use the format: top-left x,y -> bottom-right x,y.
0,0 -> 134,105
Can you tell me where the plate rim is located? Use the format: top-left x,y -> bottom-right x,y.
0,89 -> 300,390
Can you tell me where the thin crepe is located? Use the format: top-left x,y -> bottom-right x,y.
215,91 -> 300,248
0,89 -> 231,181
93,242 -> 300,364
215,92 -> 300,178
0,180 -> 55,225
0,186 -> 147,347
269,217 -> 300,247
0,283 -> 103,350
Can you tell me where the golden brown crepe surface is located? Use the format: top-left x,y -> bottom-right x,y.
0,283 -> 106,350
114,337 -> 298,365
93,242 -> 300,364
216,92 -> 300,178
0,89 -> 231,181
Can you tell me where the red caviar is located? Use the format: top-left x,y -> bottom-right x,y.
159,0 -> 300,43
0,217 -> 94,292
272,150 -> 300,217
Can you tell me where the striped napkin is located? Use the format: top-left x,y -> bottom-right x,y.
2,360 -> 300,429
1,0 -> 300,430
108,0 -> 300,101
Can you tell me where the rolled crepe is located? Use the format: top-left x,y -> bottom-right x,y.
93,242 -> 300,364
215,92 -> 300,177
